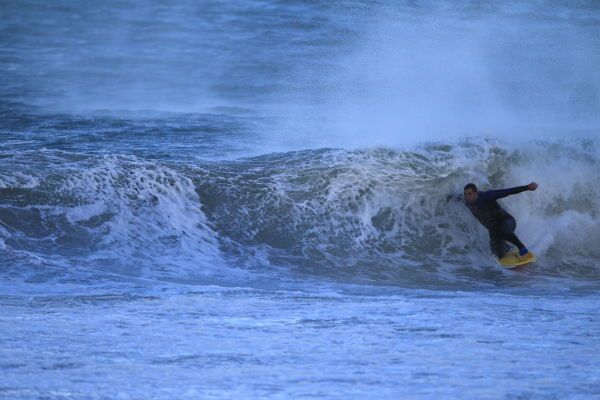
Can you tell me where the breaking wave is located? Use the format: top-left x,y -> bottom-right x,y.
1,138 -> 598,289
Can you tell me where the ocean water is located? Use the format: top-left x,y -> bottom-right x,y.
1,1 -> 600,398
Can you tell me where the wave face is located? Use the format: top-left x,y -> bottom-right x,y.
1,139 -> 598,290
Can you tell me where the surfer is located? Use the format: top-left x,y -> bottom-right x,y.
463,182 -> 537,260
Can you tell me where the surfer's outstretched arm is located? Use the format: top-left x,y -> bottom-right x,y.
486,182 -> 538,200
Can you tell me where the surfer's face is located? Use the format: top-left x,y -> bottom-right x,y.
464,188 -> 478,204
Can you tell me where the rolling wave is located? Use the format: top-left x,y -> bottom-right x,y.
1,138 -> 598,289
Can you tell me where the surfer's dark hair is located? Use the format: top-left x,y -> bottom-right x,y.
464,183 -> 477,192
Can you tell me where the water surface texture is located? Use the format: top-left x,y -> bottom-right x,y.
1,1 -> 599,398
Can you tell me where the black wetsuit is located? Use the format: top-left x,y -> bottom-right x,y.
466,186 -> 529,258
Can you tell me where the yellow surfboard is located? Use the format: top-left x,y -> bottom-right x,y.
497,249 -> 536,268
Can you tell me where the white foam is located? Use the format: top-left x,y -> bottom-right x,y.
0,171 -> 40,189
65,202 -> 107,223
63,155 -> 222,272
503,141 -> 600,259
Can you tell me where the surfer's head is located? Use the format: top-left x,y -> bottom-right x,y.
463,183 -> 478,204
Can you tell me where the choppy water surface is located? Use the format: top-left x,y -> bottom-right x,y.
1,1 -> 599,398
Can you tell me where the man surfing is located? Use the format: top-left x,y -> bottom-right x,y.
463,182 -> 538,261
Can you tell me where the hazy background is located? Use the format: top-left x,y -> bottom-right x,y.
2,0 -> 599,149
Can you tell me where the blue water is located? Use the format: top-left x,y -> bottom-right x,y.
1,1 -> 600,398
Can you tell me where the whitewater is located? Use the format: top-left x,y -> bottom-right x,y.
1,1 -> 599,399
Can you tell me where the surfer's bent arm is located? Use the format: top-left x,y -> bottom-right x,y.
486,185 -> 530,200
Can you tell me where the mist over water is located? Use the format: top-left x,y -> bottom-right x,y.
2,1 -> 598,148
279,1 -> 600,147
1,1 -> 600,398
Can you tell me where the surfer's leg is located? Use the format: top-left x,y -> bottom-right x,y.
501,217 -> 531,257
489,234 -> 510,258
500,217 -> 526,251
504,233 -> 525,250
